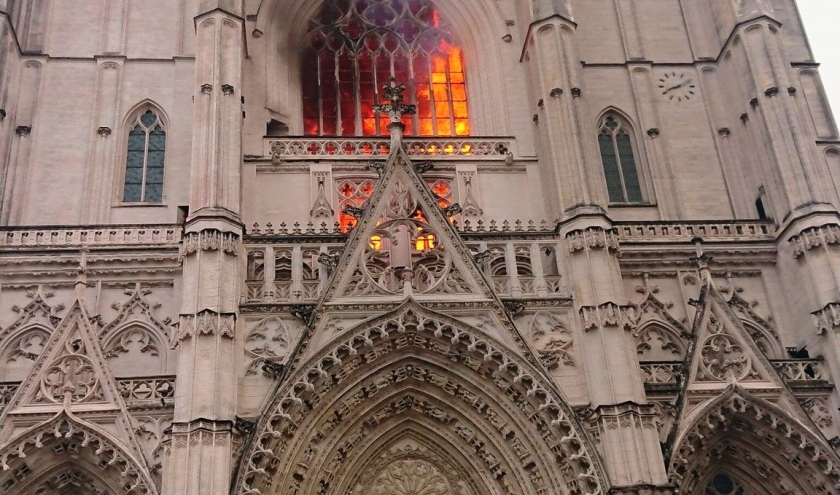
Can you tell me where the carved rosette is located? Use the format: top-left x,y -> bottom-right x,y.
580,302 -> 639,332
697,315 -> 758,382
174,310 -> 236,346
789,224 -> 840,259
566,227 -> 620,254
812,302 -> 840,335
180,230 -> 240,258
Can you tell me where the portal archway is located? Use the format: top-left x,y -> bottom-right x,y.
235,302 -> 607,495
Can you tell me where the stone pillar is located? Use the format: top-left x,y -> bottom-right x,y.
713,1 -> 835,217
165,4 -> 244,495
562,216 -> 671,493
524,2 -> 606,215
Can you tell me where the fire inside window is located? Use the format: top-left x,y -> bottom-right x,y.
338,178 -> 453,250
302,0 -> 469,137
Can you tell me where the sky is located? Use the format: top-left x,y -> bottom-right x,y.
797,0 -> 840,121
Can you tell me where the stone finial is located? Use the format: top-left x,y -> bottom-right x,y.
373,78 -> 416,144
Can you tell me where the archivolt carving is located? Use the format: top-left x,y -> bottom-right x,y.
669,388 -> 840,494
235,302 -> 606,495
0,413 -> 157,494
351,441 -> 471,495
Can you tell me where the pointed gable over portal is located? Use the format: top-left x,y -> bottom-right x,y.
296,79 -> 538,365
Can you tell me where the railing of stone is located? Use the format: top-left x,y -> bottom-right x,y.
265,137 -> 515,161
771,359 -> 828,383
640,362 -> 682,385
616,221 -> 774,242
0,225 -> 182,248
117,376 -> 176,404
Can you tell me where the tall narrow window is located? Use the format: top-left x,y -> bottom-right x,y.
302,0 -> 469,137
124,109 -> 166,203
598,115 -> 643,203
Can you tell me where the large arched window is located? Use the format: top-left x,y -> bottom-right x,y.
123,109 -> 166,203
302,0 -> 469,137
598,114 -> 643,204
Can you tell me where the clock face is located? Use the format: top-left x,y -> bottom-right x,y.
657,72 -> 696,102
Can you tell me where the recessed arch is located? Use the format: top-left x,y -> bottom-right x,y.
101,322 -> 167,377
668,387 -> 840,494
0,325 -> 52,382
257,0 -> 510,136
0,413 -> 157,495
234,301 -> 607,495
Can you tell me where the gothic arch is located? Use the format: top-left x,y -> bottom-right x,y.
115,100 -> 170,204
668,387 -> 840,495
0,413 -> 158,494
634,320 -> 687,360
0,324 -> 52,382
257,0 -> 510,136
235,302 -> 607,495
100,322 -> 167,377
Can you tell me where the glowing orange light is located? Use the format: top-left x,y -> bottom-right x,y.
369,234 -> 383,250
416,233 -> 436,251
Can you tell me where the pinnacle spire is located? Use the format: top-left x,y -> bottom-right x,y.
374,77 -> 417,147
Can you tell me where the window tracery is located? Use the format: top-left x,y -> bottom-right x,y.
123,109 -> 166,203
302,0 -> 469,137
598,114 -> 643,204
704,473 -> 747,495
337,176 -> 452,232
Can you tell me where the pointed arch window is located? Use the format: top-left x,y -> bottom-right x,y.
302,0 -> 470,137
123,109 -> 166,203
598,114 -> 643,203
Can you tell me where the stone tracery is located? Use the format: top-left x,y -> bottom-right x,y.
236,302 -> 607,495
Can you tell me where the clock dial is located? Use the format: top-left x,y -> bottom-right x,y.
657,71 -> 696,102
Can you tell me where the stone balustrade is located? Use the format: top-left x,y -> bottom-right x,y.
0,225 -> 182,249
265,136 -> 515,161
616,221 -> 774,243
116,376 -> 176,404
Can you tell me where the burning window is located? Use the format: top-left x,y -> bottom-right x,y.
337,177 -> 453,232
302,0 -> 470,137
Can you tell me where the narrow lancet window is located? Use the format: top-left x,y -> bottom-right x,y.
302,0 -> 469,137
123,109 -> 166,203
598,115 -> 643,203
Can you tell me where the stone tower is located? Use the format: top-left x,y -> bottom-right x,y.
0,1 -> 839,494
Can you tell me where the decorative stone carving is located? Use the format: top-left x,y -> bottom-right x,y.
580,302 -> 639,331
812,302 -> 840,335
458,172 -> 483,217
800,398 -> 834,429
789,224 -> 840,259
369,459 -> 452,495
566,227 -> 620,254
527,311 -> 574,368
310,172 -> 335,218
697,315 -> 758,382
180,230 -> 240,257
174,310 -> 236,345
244,316 -> 291,375
38,326 -> 102,403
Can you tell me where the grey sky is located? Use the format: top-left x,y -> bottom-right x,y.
797,0 -> 840,121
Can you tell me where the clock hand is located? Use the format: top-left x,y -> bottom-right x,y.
663,79 -> 694,94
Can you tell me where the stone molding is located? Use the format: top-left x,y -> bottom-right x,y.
789,223 -> 840,259
580,302 -> 639,331
566,226 -> 620,254
174,310 -> 236,345
180,229 -> 240,257
812,302 -> 840,335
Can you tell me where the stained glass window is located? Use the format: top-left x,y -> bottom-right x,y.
302,0 -> 470,137
598,115 -> 643,203
123,109 -> 166,203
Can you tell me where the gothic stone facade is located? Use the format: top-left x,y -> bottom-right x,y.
0,1 -> 839,495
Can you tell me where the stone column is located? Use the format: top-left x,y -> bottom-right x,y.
524,2 -> 606,215
562,217 -> 671,494
165,4 -> 244,495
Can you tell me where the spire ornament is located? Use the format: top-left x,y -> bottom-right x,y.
374,78 -> 417,146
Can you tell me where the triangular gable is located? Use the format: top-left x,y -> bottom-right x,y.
0,286 -> 64,342
0,297 -> 155,485
676,262 -> 813,428
323,146 -> 492,304
99,283 -> 171,344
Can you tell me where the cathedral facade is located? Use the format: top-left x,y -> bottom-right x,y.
1,0 -> 840,494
